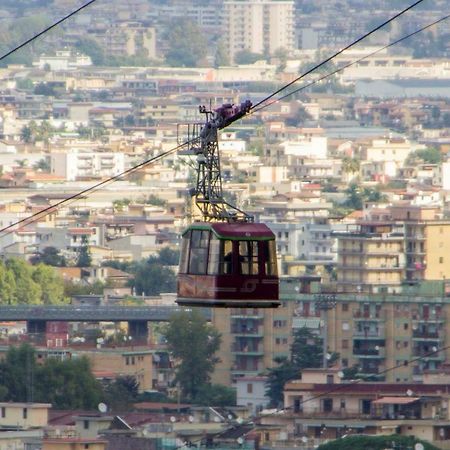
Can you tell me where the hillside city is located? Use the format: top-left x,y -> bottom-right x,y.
0,0 -> 450,449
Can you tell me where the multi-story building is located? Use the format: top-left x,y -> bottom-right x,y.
223,0 -> 294,63
209,274 -> 450,387
50,150 -> 125,181
335,221 -> 405,294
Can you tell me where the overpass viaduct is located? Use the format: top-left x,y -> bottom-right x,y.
0,305 -> 211,340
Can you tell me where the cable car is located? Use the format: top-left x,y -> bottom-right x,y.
177,222 -> 280,308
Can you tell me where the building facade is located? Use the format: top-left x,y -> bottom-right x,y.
223,0 -> 294,63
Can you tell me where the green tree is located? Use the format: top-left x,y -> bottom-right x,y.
162,310 -> 221,402
36,357 -> 102,409
266,328 -> 325,407
75,37 -> 105,65
6,258 -> 41,304
33,157 -> 51,172
234,50 -> 265,65
0,261 -> 16,305
194,384 -> 236,406
407,147 -> 442,165
103,375 -> 139,412
156,247 -> 180,266
34,83 -> 56,96
32,264 -> 66,304
76,236 -> 92,267
317,434 -> 438,450
165,19 -> 208,67
342,156 -> 360,175
31,247 -> 67,267
214,42 -> 229,67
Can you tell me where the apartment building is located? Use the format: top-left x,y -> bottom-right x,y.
280,369 -> 450,447
50,151 -> 125,181
223,0 -> 294,63
336,222 -> 405,294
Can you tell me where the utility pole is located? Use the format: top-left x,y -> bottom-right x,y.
314,294 -> 337,368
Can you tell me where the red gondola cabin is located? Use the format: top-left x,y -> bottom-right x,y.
177,222 -> 280,308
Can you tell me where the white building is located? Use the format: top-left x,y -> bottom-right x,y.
236,376 -> 270,414
34,50 -> 92,71
280,137 -> 328,159
51,151 -> 125,181
223,0 -> 294,63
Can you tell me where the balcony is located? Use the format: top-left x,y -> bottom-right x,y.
353,347 -> 385,358
232,344 -> 264,356
230,309 -> 263,319
353,311 -> 384,320
412,349 -> 445,360
231,328 -> 263,337
412,331 -> 442,340
353,328 -> 385,339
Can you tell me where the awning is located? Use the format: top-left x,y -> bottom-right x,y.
372,396 -> 420,405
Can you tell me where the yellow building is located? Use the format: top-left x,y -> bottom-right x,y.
79,348 -> 154,393
43,438 -> 107,450
336,222 -> 405,294
0,402 -> 51,429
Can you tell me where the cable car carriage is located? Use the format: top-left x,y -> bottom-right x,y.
176,100 -> 279,308
177,222 -> 279,308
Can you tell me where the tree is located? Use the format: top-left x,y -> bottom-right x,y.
194,384 -> 236,407
34,83 -> 56,96
76,236 -> 92,267
266,356 -> 299,408
31,247 -> 67,267
266,328 -> 325,407
407,147 -> 442,165
214,42 -> 229,67
162,310 -> 221,401
165,19 -> 208,67
156,247 -> 180,266
33,157 -> 51,172
0,344 -> 103,409
6,258 -> 42,304
234,50 -> 265,65
75,37 -> 105,66
103,375 -> 139,412
317,434 -> 438,450
31,264 -> 66,304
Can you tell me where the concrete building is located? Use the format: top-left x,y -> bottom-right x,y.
335,222 -> 405,294
280,369 -> 450,447
236,376 -> 270,414
223,0 -> 294,63
50,151 -> 125,181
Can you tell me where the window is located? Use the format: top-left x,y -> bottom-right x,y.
1,407 -> 5,418
239,241 -> 259,275
84,420 -> 89,429
188,229 -> 209,274
340,399 -> 346,409
23,408 -> 27,419
208,236 -> 220,275
342,303 -> 348,312
342,339 -> 349,349
440,257 -> 444,264
247,383 -> 253,394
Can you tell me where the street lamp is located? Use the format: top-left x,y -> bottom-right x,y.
314,294 -> 337,368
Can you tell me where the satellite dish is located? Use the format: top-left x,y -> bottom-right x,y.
142,429 -> 148,436
227,414 -> 234,420
236,417 -> 243,424
170,416 -> 177,423
415,444 -> 424,450
214,416 -> 221,423
96,337 -> 104,344
237,437 -> 244,445
301,437 -> 308,443
337,371 -> 344,378
406,389 -> 414,397
188,415 -> 194,423
98,403 -> 107,413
